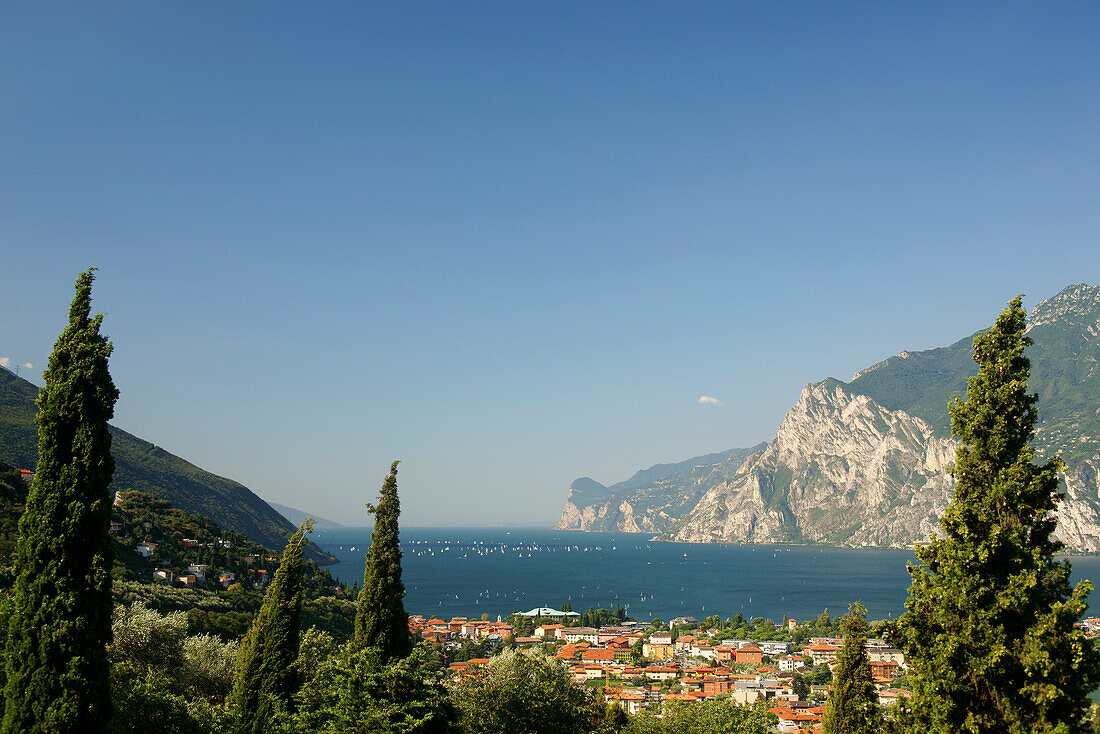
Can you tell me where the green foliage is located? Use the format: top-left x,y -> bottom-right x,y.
822,602 -> 881,734
354,461 -> 412,663
891,296 -> 1100,733
292,641 -> 453,733
231,523 -> 310,733
111,603 -> 189,672
2,270 -> 118,734
792,675 -> 810,700
107,664 -> 212,734
449,649 -> 599,734
623,699 -> 776,734
600,702 -> 629,734
181,634 -> 239,702
0,463 -> 27,564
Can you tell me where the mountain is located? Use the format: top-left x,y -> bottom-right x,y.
849,283 -> 1100,464
269,501 -> 345,530
559,283 -> 1100,552
555,444 -> 766,533
0,367 -> 336,564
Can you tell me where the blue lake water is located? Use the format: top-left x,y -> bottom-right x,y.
316,527 -> 1100,624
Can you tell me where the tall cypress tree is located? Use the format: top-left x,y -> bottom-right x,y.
2,269 -> 119,734
353,461 -> 412,663
822,602 -> 881,734
231,521 -> 311,734
893,296 -> 1100,733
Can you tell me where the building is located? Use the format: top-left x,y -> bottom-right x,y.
512,607 -> 581,621
561,627 -> 599,644
734,646 -> 763,665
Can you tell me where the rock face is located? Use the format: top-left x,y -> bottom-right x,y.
555,446 -> 765,533
557,283 -> 1100,552
666,379 -> 956,548
664,379 -> 1100,551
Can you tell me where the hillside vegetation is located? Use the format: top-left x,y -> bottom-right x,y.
0,367 -> 334,564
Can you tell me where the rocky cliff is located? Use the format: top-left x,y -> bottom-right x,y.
558,283 -> 1100,552
664,379 -> 1100,551
555,445 -> 765,533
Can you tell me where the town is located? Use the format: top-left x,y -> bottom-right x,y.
409,606 -> 913,732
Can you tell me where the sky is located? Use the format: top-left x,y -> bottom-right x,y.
2,2 -> 1099,526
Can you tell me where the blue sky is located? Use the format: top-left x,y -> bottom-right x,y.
2,2 -> 1098,525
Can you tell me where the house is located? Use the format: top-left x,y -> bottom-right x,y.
179,574 -> 197,588
866,646 -> 905,666
606,691 -> 646,715
704,676 -> 735,695
734,646 -> 763,665
136,543 -> 157,558
758,641 -> 791,656
181,538 -> 200,550
777,655 -> 803,672
870,660 -> 902,681
878,688 -> 913,707
692,643 -> 716,660
561,627 -> 599,644
186,564 -> 208,582
421,628 -> 451,643
582,648 -> 616,666
253,569 -> 269,588
18,470 -> 34,485
649,632 -> 673,646
217,571 -> 236,588
642,666 -> 678,681
643,643 -> 675,661
153,568 -> 174,584
805,643 -> 840,666
108,521 -> 123,536
534,624 -> 563,638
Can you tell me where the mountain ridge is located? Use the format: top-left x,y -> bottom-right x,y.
0,367 -> 335,564
558,283 -> 1100,552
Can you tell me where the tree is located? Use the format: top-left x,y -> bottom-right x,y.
231,522 -> 311,733
2,269 -> 119,733
791,676 -> 810,701
293,642 -> 453,734
353,461 -> 412,664
821,602 -> 881,734
892,296 -> 1100,733
624,698 -> 776,734
449,649 -> 599,734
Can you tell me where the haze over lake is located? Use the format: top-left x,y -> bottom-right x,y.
319,527 -> 1100,623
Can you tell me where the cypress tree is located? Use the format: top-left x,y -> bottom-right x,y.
231,521 -> 311,734
2,269 -> 119,734
353,461 -> 412,663
893,296 -> 1100,733
822,602 -> 882,734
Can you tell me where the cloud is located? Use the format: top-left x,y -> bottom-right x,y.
0,357 -> 10,368
697,395 -> 723,406
22,363 -> 32,370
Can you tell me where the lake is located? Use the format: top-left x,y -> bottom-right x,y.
316,527 -> 1100,624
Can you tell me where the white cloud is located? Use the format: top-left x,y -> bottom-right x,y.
0,357 -> 10,368
697,395 -> 723,406
22,363 -> 32,370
